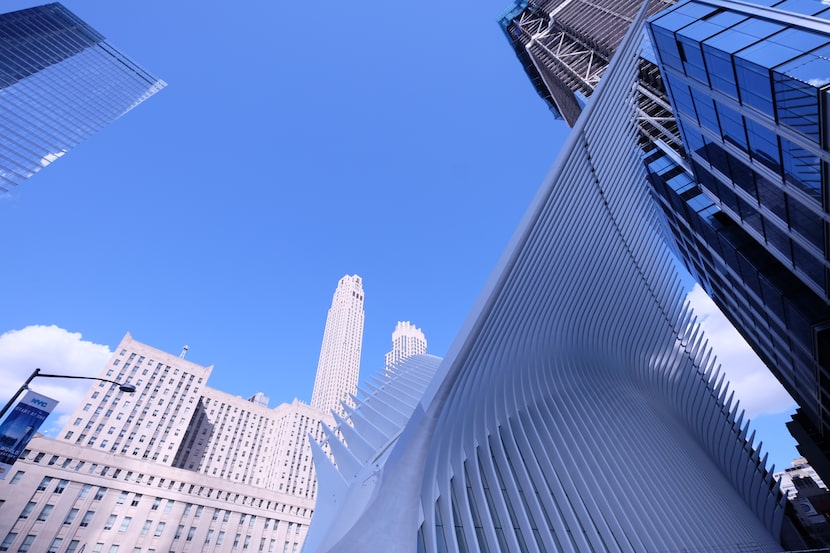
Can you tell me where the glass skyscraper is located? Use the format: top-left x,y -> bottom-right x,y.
0,3 -> 165,192
647,0 -> 830,481
504,0 -> 830,485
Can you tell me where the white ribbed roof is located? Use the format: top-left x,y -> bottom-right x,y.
305,3 -> 786,551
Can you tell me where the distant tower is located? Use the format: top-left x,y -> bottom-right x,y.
384,321 -> 427,372
311,275 -> 365,416
247,391 -> 270,408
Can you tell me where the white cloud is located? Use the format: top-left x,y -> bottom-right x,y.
686,285 -> 796,418
0,325 -> 112,435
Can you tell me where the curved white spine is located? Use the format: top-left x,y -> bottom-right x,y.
304,2 -> 787,551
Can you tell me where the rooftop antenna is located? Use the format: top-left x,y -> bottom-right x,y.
180,345 -> 189,359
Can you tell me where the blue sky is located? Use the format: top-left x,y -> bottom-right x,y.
0,0 -> 799,472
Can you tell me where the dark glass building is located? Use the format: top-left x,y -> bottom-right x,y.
503,0 -> 830,484
648,0 -> 830,480
0,3 -> 165,192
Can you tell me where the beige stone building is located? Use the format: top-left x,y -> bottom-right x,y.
0,333 -> 328,553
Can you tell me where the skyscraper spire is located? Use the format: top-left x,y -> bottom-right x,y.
311,275 -> 365,417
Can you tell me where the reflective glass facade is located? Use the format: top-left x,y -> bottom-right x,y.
0,3 -> 165,192
649,0 -> 830,480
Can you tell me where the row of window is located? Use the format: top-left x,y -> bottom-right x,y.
17,449 -> 314,518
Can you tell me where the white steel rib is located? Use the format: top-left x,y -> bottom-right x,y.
305,3 -> 786,551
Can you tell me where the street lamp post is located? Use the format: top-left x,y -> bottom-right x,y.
0,368 -> 137,422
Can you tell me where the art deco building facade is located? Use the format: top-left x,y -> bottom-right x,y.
503,0 -> 830,483
310,275 -> 365,417
303,7 -> 793,551
0,3 -> 165,192
384,321 -> 427,372
0,333 -> 325,553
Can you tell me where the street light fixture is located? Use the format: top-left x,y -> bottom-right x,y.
0,367 -> 136,422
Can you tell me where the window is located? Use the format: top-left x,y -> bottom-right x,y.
17,535 -> 35,553
9,471 -> 24,485
65,541 -> 80,553
195,505 -> 204,517
141,520 -> 152,535
206,530 -> 214,544
151,497 -> 161,511
131,494 -> 142,506
79,484 -> 92,498
154,522 -> 166,537
109,546 -> 119,553
104,514 -> 117,530
119,517 -> 132,532
36,504 -> 54,521
187,527 -> 196,541
217,532 -> 225,545
33,453 -> 45,463
175,525 -> 184,539
94,486 -> 107,500
47,538 -> 63,553
64,508 -> 79,525
0,533 -> 15,552
19,502 -> 35,519
55,479 -> 68,493
37,476 -> 52,491
80,511 -> 95,527
117,491 -> 128,504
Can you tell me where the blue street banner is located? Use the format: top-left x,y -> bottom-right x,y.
0,390 -> 58,479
